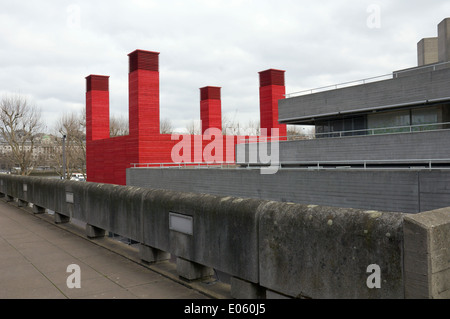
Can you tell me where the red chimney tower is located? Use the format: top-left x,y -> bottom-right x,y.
86,75 -> 110,141
128,50 -> 160,137
259,69 -> 287,138
200,86 -> 222,134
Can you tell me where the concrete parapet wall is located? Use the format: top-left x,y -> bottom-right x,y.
0,174 -> 448,299
404,208 -> 450,298
140,190 -> 261,282
258,202 -> 405,298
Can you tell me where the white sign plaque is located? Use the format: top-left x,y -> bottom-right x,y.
66,192 -> 74,204
169,212 -> 193,235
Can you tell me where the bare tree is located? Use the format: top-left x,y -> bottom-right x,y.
110,114 -> 129,137
160,117 -> 174,134
52,109 -> 86,179
185,120 -> 201,135
287,125 -> 315,140
245,119 -> 260,136
0,94 -> 44,175
222,112 -> 240,135
222,111 -> 260,136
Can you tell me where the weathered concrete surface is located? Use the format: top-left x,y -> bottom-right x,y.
404,207 -> 450,299
1,174 -> 449,299
141,190 -> 261,283
258,202 -> 405,299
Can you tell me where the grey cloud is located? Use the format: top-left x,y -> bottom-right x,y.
0,0 -> 449,131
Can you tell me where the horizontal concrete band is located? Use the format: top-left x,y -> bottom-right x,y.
279,67 -> 450,122
0,174 -> 448,299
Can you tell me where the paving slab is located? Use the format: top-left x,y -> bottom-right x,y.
0,199 -> 218,299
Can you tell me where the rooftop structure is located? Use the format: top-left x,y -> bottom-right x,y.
85,50 -> 286,185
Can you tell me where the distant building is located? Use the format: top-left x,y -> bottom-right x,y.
0,134 -> 57,171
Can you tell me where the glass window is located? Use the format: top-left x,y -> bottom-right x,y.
367,110 -> 410,134
315,122 -> 325,138
343,118 -> 353,136
353,116 -> 367,135
411,106 -> 440,131
330,119 -> 343,137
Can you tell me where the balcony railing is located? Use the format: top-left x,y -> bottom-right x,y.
239,121 -> 450,143
130,158 -> 450,170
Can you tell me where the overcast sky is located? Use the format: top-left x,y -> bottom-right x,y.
1,0 -> 450,133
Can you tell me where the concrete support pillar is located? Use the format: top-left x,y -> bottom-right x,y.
17,199 -> 28,207
231,277 -> 266,299
86,224 -> 106,239
176,257 -> 214,281
55,212 -> 70,224
33,205 -> 45,214
139,244 -> 170,263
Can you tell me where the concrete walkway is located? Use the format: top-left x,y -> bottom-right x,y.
0,199 -> 228,299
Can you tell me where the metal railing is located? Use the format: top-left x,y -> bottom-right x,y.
130,158 -> 450,170
240,121 -> 450,143
131,162 -> 238,169
285,61 -> 450,98
285,73 -> 392,98
276,158 -> 450,170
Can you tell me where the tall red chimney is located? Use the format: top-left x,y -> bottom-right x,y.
259,69 -> 287,138
200,86 -> 222,135
128,50 -> 160,137
86,75 -> 110,141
